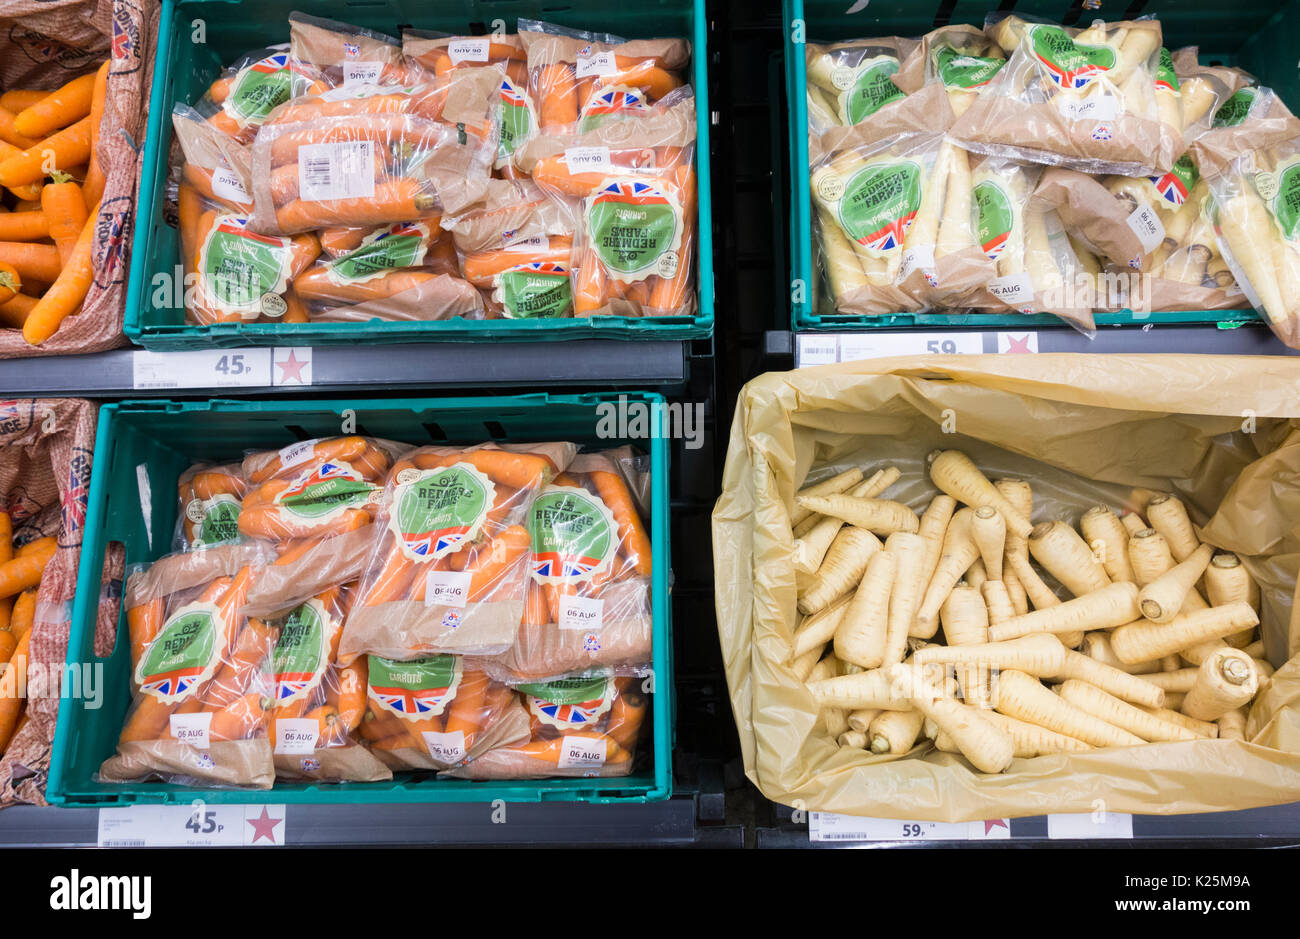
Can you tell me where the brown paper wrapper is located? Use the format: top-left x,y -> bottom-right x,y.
1031,167 -> 1150,271
273,743 -> 392,783
124,543 -> 267,609
714,355 -> 1300,819
519,27 -> 689,73
443,179 -> 572,253
342,599 -> 524,660
513,102 -> 696,175
241,527 -> 375,618
289,12 -> 401,73
100,739 -> 275,789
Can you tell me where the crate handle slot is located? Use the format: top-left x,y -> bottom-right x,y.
94,541 -> 127,660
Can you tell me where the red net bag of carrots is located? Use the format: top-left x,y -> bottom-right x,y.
339,441 -> 577,660
517,96 -> 698,317
290,222 -> 485,323
287,13 -> 408,92
443,675 -> 648,779
98,544 -> 277,788
483,450 -> 653,683
403,30 -> 535,175
175,462 -> 246,551
358,654 -> 529,771
191,45 -> 320,145
517,20 -> 691,135
246,85 -> 496,236
266,585 -> 391,782
237,436 -> 409,619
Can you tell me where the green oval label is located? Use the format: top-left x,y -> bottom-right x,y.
840,56 -> 905,124
198,215 -> 292,316
519,676 -> 616,729
368,654 -> 463,719
497,264 -> 572,318
136,602 -> 224,703
973,179 -> 1015,260
1155,47 -> 1180,93
194,494 -> 241,548
272,460 -> 374,524
224,51 -> 294,125
326,222 -> 430,284
1269,159 -> 1300,243
527,485 -> 619,585
584,179 -> 683,282
1214,87 -> 1259,128
832,160 -> 922,256
934,45 -> 1005,90
389,464 -> 495,560
1029,25 -> 1116,90
272,598 -> 332,707
497,77 -> 536,165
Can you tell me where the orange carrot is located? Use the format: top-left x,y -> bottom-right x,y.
0,90 -> 49,113
13,73 -> 96,138
0,631 -> 30,751
466,525 -> 531,601
291,267 -> 435,303
272,178 -> 437,233
83,60 -> 110,209
0,106 -> 37,150
537,64 -> 578,127
589,470 -> 651,577
180,162 -> 253,212
0,116 -> 93,187
363,540 -> 419,606
22,201 -> 98,346
334,658 -> 368,732
16,536 -> 55,558
0,261 -> 19,304
0,291 -> 35,329
0,543 -> 54,598
0,242 -> 61,282
442,669 -> 490,748
282,287 -> 309,323
119,691 -> 176,743
127,597 -> 166,667
0,211 -> 49,242
0,631 -> 16,666
208,692 -> 267,741
42,172 -> 87,263
414,449 -> 551,490
510,732 -> 627,765
9,588 -> 36,640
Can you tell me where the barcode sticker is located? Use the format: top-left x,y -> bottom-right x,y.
559,594 -> 603,631
278,438 -> 319,471
169,713 -> 212,750
565,146 -> 612,173
298,141 -> 375,202
448,38 -> 490,64
210,166 -> 250,203
558,735 -> 607,769
1126,203 -> 1166,254
274,718 -> 319,756
576,51 -> 616,78
343,61 -> 383,86
796,335 -> 838,366
424,570 -> 472,608
989,272 -> 1035,305
422,730 -> 467,765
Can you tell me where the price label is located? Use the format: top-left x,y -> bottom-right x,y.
210,166 -> 250,203
132,350 -> 272,389
576,52 -> 616,78
564,146 -> 612,173
1058,95 -> 1119,122
424,570 -> 472,608
989,272 -> 1035,305
342,61 -> 383,86
504,234 -> 548,253
558,735 -> 607,770
97,804 -> 288,847
168,713 -> 211,750
837,332 -> 984,362
795,335 -> 838,366
274,718 -> 319,756
1047,812 -> 1133,840
809,813 -> 1013,842
558,594 -> 603,631
1126,203 -> 1167,255
448,39 -> 490,64
422,730 -> 467,765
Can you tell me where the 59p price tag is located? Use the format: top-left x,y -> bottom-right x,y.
808,812 -> 1012,842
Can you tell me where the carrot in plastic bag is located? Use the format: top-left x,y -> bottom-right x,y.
176,462 -> 246,550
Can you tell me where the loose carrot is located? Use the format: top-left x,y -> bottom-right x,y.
13,73 -> 96,139
41,172 -> 87,263
994,669 -> 1144,748
0,543 -> 54,598
0,261 -> 19,304
0,631 -> 16,667
0,291 -> 37,329
0,242 -> 61,282
9,588 -> 36,640
0,630 -> 30,751
986,583 -> 1141,642
0,106 -> 37,150
0,210 -> 49,242
22,202 -> 97,345
0,116 -> 93,188
0,90 -> 49,113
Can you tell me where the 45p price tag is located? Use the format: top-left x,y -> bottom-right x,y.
133,350 -> 272,389
809,812 -> 1012,842
97,804 -> 288,847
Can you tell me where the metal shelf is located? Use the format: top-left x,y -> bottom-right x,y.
0,341 -> 691,398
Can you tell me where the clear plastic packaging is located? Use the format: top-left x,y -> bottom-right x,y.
358,655 -> 530,771
442,675 -> 648,779
99,544 -> 276,788
237,436 -> 410,618
895,25 -> 1008,120
171,104 -> 254,214
803,37 -> 916,133
949,16 -> 1175,176
480,450 -> 653,683
266,585 -> 392,782
288,12 -> 408,93
174,462 -> 246,552
192,45 -> 312,144
340,442 -> 577,660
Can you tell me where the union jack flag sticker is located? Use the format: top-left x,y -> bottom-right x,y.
500,78 -> 530,108
592,179 -> 672,210
1149,171 -> 1189,208
1035,52 -> 1109,90
858,209 -> 917,252
250,51 -> 291,75
61,464 -> 89,535
531,551 -> 604,579
530,693 -> 610,729
584,86 -> 647,119
983,231 -> 1010,260
508,260 -> 569,278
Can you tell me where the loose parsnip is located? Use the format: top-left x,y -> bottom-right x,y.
1082,632 -> 1162,675
1053,650 -> 1165,708
911,634 -> 1067,677
792,593 -> 853,659
834,549 -> 897,668
1057,680 -> 1197,743
1080,505 -> 1137,584
798,526 -> 882,615
929,451 -> 1032,538
1138,543 -> 1214,623
797,493 -> 920,536
892,663 -> 1015,773
1216,706 -> 1247,742
1182,648 -> 1259,722
971,506 -> 1005,582
1138,705 -> 1218,739
885,532 -> 930,653
868,708 -> 926,755
985,711 -> 1091,757
993,670 -> 1145,748
915,508 -> 978,637
808,669 -> 912,711
1110,602 -> 1259,664
791,467 -> 865,526
917,494 -> 957,594
1028,520 -> 1111,597
1145,494 -> 1201,563
986,582 -> 1141,642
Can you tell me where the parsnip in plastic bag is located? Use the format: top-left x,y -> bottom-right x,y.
443,675 -> 648,779
895,25 -> 1007,119
99,545 -> 277,789
951,15 -> 1174,176
340,442 -> 577,659
481,450 -> 653,683
803,37 -> 915,133
358,655 -> 530,771
267,586 -> 392,782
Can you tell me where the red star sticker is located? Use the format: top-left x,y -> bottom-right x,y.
247,807 -> 282,844
984,818 -> 1009,835
1004,334 -> 1034,354
276,349 -> 309,384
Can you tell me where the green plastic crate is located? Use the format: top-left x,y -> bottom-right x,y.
784,0 -> 1300,332
47,393 -> 673,805
126,0 -> 712,347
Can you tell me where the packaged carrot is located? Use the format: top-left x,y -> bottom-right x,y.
339,441 -> 578,660
170,105 -> 254,215
517,20 -> 691,134
402,30 -> 535,174
99,544 -> 277,788
517,98 -> 698,317
175,462 -> 247,552
238,436 -> 411,618
267,585 -> 391,782
288,12 -> 409,91
191,45 -> 320,144
443,675 -> 648,779
482,450 -> 652,683
290,222 -> 485,322
247,88 -> 495,235
359,655 -> 530,771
